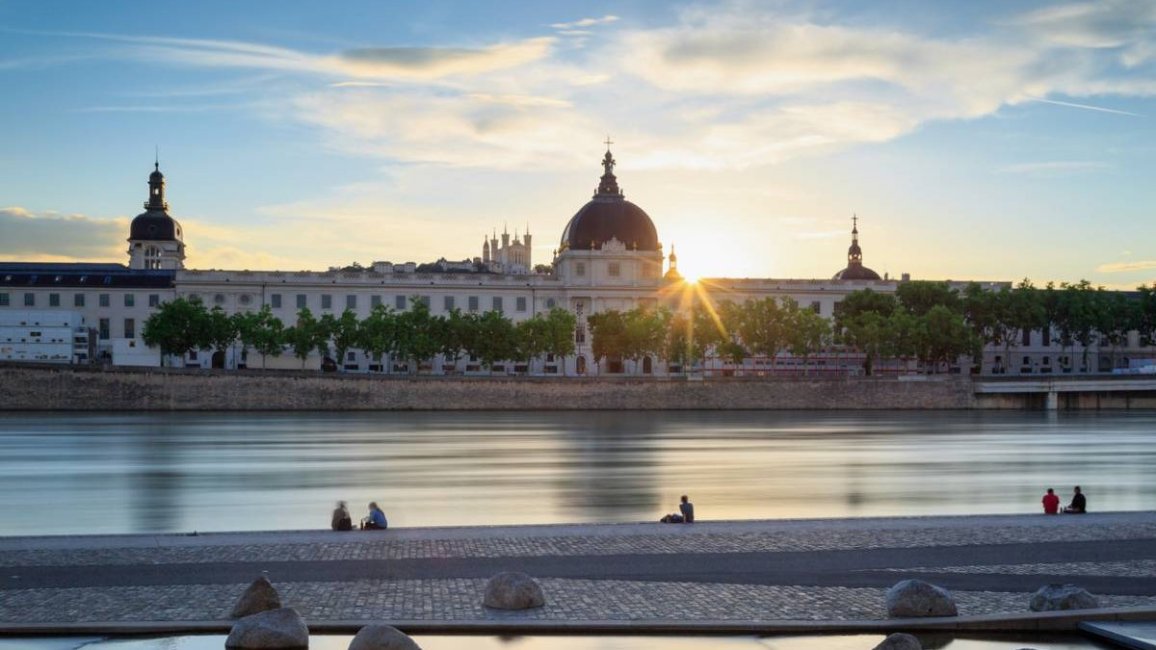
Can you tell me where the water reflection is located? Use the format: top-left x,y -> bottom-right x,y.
1,411 -> 1155,536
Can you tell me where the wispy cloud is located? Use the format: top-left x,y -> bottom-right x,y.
550,15 -> 619,30
1000,160 -> 1109,174
1097,260 -> 1156,273
1029,97 -> 1142,116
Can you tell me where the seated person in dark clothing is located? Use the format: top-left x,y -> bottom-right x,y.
331,500 -> 353,530
1063,486 -> 1086,514
679,494 -> 695,523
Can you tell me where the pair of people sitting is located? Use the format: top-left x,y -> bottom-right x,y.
1042,486 -> 1085,514
331,501 -> 388,530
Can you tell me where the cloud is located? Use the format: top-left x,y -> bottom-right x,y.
0,207 -> 127,261
1014,0 -> 1156,64
550,15 -> 619,30
52,30 -> 554,81
1000,160 -> 1109,174
1097,260 -> 1156,273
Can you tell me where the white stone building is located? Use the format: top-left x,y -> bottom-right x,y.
2,148 -> 1151,375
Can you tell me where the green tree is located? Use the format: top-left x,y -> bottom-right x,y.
896,281 -> 960,316
394,297 -> 440,374
622,307 -> 670,373
285,307 -> 326,369
142,297 -> 211,366
664,312 -> 700,373
785,301 -> 832,373
471,310 -> 518,372
541,307 -> 577,369
587,310 -> 627,371
360,303 -> 398,373
205,307 -> 238,365
247,306 -> 286,369
321,308 -> 362,370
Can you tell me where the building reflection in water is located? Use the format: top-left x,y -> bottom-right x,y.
554,412 -> 662,521
129,417 -> 184,533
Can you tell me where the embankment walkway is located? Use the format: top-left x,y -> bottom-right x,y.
2,513 -> 1156,634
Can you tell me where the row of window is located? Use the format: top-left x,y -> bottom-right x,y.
572,262 -> 658,278
259,293 -> 550,313
93,318 -> 136,340
0,293 -> 162,308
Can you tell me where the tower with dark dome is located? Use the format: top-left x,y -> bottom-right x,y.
127,161 -> 185,270
555,146 -> 665,288
832,215 -> 880,281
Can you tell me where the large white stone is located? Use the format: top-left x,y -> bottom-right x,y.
230,576 -> 283,619
482,571 -> 546,610
885,579 -> 958,618
348,624 -> 422,650
1029,584 -> 1099,611
873,632 -> 922,650
225,607 -> 309,649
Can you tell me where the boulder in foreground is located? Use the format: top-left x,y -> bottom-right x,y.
348,624 -> 423,650
225,607 -> 308,649
1029,584 -> 1099,611
483,571 -> 546,610
886,579 -> 958,618
873,632 -> 922,650
231,575 -> 282,618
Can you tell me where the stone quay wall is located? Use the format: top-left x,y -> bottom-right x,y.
0,364 -> 979,411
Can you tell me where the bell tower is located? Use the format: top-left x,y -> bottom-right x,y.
127,159 -> 186,270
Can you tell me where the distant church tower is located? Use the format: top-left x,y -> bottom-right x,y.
127,161 -> 186,270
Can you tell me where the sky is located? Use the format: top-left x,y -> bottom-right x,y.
1,0 -> 1155,287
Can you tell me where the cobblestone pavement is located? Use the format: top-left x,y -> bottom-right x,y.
2,513 -> 1155,625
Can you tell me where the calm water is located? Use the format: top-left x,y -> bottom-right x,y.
1,411 -> 1154,536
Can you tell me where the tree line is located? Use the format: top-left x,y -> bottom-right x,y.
141,297 -> 576,372
834,280 -> 1156,375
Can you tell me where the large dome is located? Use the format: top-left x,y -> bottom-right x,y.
560,149 -> 659,252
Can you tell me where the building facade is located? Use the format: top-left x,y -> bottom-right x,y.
1,149 -> 1151,375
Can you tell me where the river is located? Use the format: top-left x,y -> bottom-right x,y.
1,411 -> 1154,536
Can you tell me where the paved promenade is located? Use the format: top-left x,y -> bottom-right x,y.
2,513 -> 1156,631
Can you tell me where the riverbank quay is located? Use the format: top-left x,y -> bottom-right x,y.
2,513 -> 1156,636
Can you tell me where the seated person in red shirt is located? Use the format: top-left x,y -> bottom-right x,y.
1042,488 -> 1060,514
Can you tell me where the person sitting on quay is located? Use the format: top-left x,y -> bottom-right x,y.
1042,488 -> 1060,515
1063,486 -> 1087,514
331,500 -> 353,531
361,501 -> 388,530
679,494 -> 695,523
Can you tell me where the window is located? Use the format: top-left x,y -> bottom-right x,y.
49,293 -> 60,307
395,295 -> 407,310
99,318 -> 110,340
576,262 -> 586,277
418,295 -> 430,307
125,294 -> 136,307
346,295 -> 357,310
444,296 -> 455,311
296,294 -> 307,309
1043,328 -> 1051,347
74,293 -> 85,307
468,296 -> 479,312
545,298 -> 556,309
213,294 -> 225,306
271,293 -> 282,309
492,296 -> 503,313
608,262 -> 621,277
24,293 -> 34,307
1022,329 -> 1031,346
124,318 -> 135,339
239,294 -> 252,306
321,294 -> 332,310
99,293 -> 110,307
516,296 -> 527,312
149,294 -> 160,307
371,295 -> 382,308
810,301 -> 821,314
0,293 -> 8,307
575,325 -> 586,344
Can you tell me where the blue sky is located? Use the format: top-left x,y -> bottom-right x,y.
1,0 -> 1155,286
